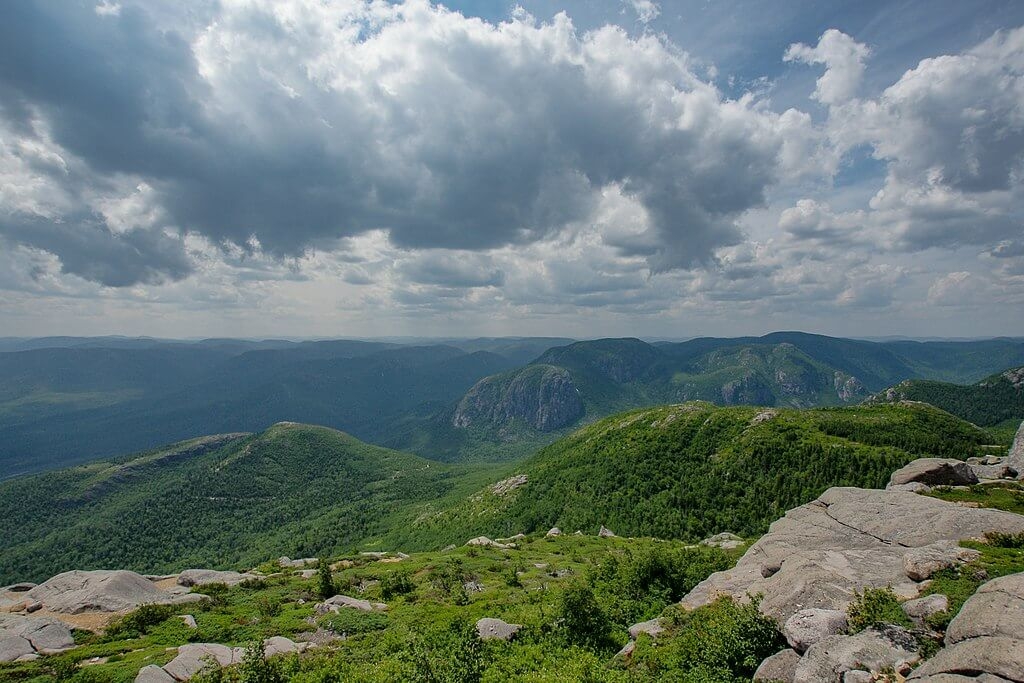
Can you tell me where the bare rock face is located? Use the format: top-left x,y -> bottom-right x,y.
945,572 -> 1024,646
907,637 -> 1024,681
680,487 -> 1024,624
27,570 -> 196,614
452,365 -> 584,432
475,617 -> 521,641
135,665 -> 177,683
753,648 -> 801,682
794,627 -> 920,683
783,608 -> 848,653
887,458 -> 979,488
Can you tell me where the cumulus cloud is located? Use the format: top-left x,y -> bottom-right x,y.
626,0 -> 660,24
0,0 -> 809,286
784,29 -> 871,105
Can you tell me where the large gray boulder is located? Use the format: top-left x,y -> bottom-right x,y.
902,594 -> 949,623
0,633 -> 35,663
176,569 -> 258,588
753,648 -> 801,682
163,643 -> 244,681
794,627 -> 920,683
783,608 -> 848,653
907,636 -> 1024,681
475,617 -> 521,641
316,594 -> 386,613
888,458 -> 979,488
27,570 -> 190,614
945,572 -> 1024,645
680,487 -> 1024,624
134,665 -> 177,683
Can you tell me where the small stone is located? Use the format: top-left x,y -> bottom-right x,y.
902,594 -> 948,622
599,526 -> 616,538
178,614 -> 198,629
546,527 -> 562,538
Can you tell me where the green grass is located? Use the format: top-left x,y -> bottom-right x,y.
0,535 -> 756,683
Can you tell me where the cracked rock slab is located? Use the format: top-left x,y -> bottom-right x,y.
680,487 -> 1024,624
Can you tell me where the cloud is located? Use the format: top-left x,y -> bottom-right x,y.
626,0 -> 660,25
0,0 -> 808,286
784,29 -> 871,105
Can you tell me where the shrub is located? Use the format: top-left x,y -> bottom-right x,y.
380,570 -> 415,600
985,530 -> 1024,548
636,596 -> 784,682
847,587 -> 911,632
105,603 -> 176,639
316,562 -> 336,600
556,582 -> 612,649
254,595 -> 281,619
320,609 -> 388,635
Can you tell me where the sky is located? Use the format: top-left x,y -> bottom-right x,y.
1,0 -> 1023,339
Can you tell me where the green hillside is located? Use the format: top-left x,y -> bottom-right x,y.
866,366 -> 1024,432
0,424 -> 501,585
398,402 -> 998,549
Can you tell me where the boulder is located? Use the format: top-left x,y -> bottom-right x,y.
902,594 -> 949,622
135,665 -> 177,683
912,676 -> 1014,683
262,636 -> 307,658
971,463 -> 1018,481
277,557 -> 318,569
0,634 -> 34,663
163,643 -> 244,681
475,617 -> 521,641
1008,420 -> 1024,478
599,526 -> 616,538
794,627 -> 920,683
945,572 -> 1024,645
907,636 -> 1024,681
179,615 -> 198,629
888,482 -> 932,493
546,527 -> 562,538
176,569 -> 258,587
27,570 -> 186,614
316,594 -> 386,613
783,608 -> 848,653
887,458 -> 978,488
844,672 -> 873,683
903,542 -> 981,581
701,532 -> 744,550
753,648 -> 801,682
628,618 -> 664,640
680,487 -> 1024,625
0,614 -> 75,654
465,536 -> 515,550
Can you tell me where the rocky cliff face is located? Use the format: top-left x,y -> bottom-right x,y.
451,365 -> 584,432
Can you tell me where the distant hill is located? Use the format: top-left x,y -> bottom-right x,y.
0,341 -> 522,476
0,423 -> 499,584
414,333 -> 1024,461
866,366 -> 1024,428
399,402 -> 1000,549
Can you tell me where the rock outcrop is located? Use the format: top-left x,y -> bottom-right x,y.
0,614 -> 75,662
140,638 -> 309,682
753,648 -> 801,682
701,532 -> 744,550
887,458 -> 979,488
783,608 -> 848,653
794,626 -> 920,683
27,570 -> 204,614
465,536 -> 516,550
1008,420 -> 1024,477
680,486 -> 1024,624
451,365 -> 584,432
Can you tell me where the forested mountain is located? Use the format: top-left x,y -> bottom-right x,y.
399,402 -> 1001,549
421,333 -> 1024,461
0,423 -> 499,584
1,402 -> 1000,585
3,333 -> 1024,475
866,366 -> 1024,429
